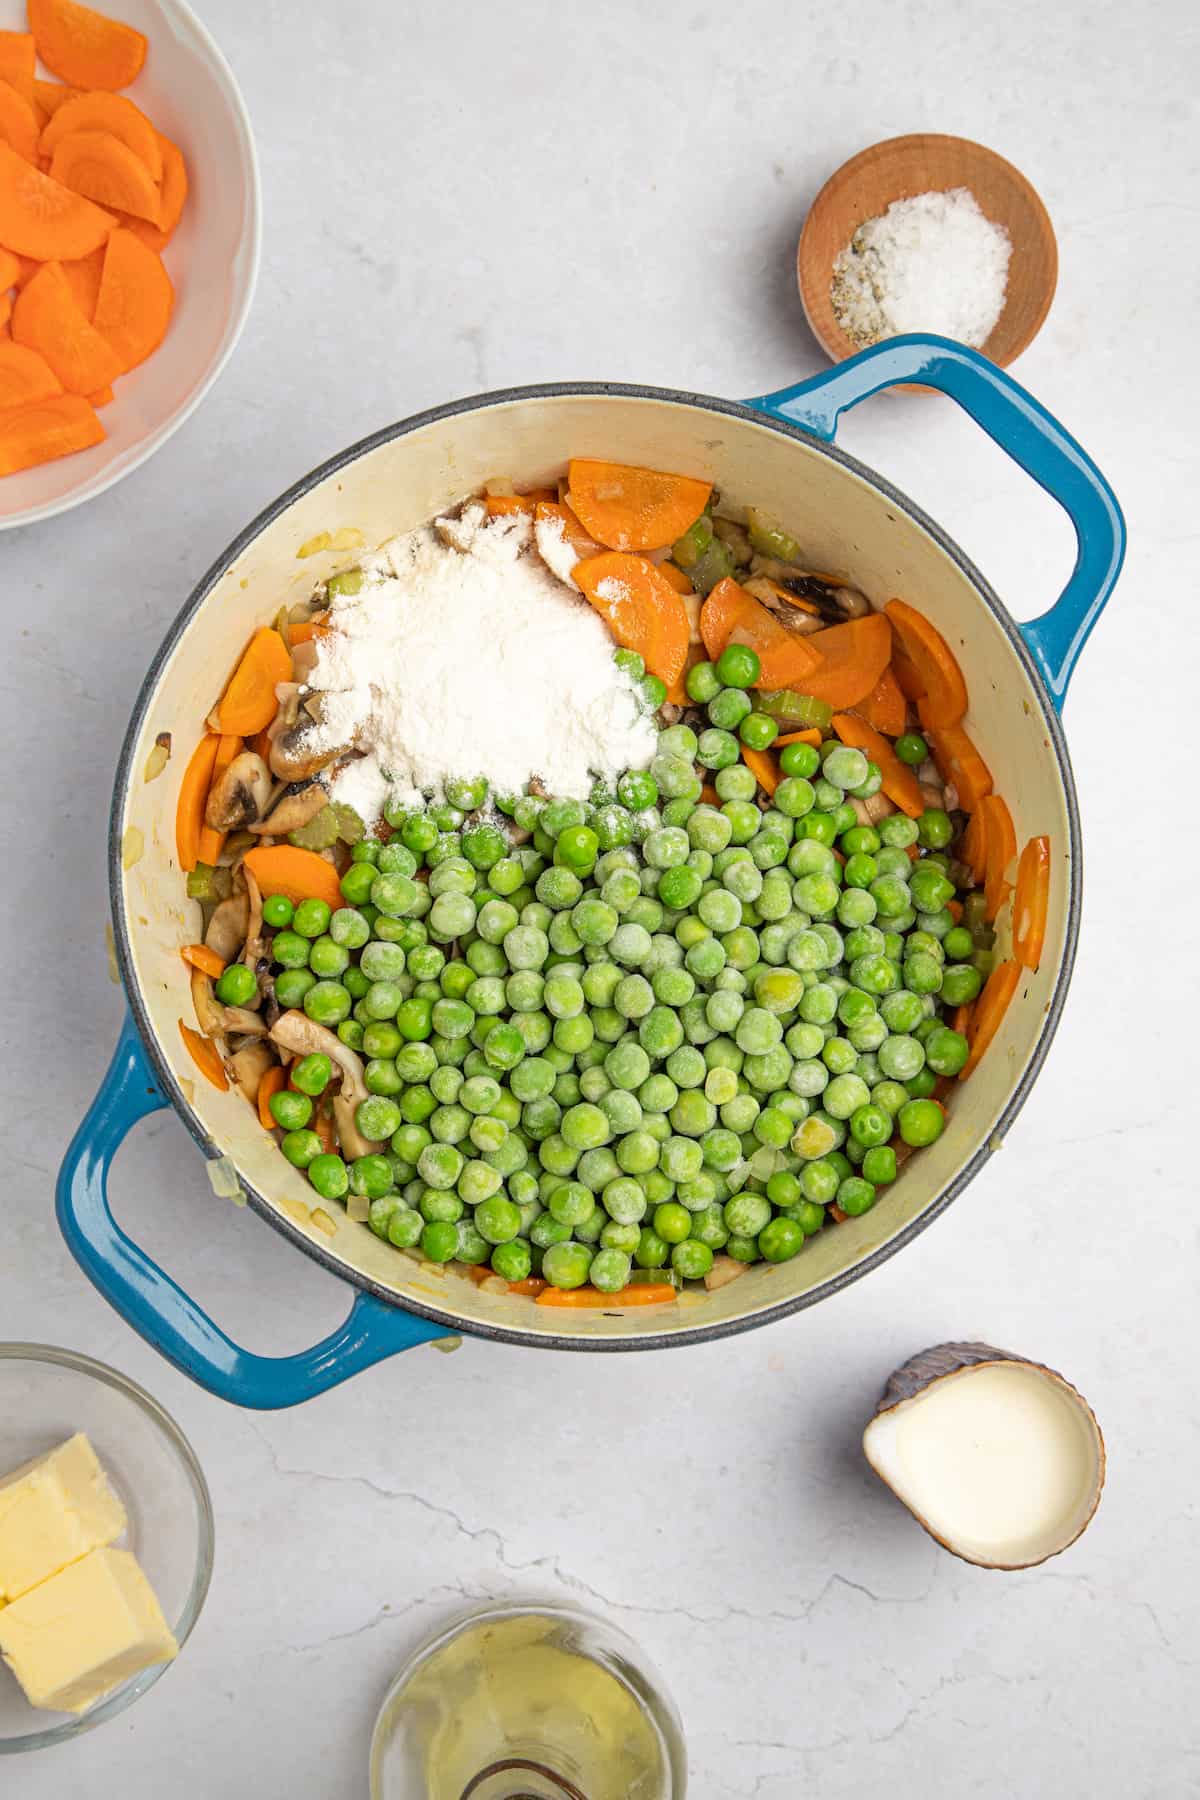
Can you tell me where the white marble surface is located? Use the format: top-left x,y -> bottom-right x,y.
4,0 -> 1198,1793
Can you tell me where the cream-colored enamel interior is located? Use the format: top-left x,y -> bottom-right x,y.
118,393 -> 1073,1341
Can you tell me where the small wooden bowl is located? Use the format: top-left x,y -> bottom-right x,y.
798,133 -> 1057,374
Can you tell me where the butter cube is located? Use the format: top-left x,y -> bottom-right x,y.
0,1434 -> 126,1602
0,1548 -> 177,1714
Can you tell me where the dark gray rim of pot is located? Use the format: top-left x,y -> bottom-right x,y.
107,381 -> 1081,1352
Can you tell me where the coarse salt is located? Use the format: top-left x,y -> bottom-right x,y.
831,187 -> 1011,349
306,505 -> 655,824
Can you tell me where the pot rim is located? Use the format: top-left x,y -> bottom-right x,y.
107,379 -> 1081,1350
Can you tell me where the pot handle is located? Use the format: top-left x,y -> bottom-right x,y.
56,1014 -> 451,1409
744,334 -> 1125,709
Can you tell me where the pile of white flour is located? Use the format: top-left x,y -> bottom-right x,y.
306,505 -> 655,824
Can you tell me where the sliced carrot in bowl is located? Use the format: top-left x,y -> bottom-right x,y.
0,141 -> 113,258
699,576 -> 822,690
92,225 -> 173,370
50,128 -> 161,221
0,79 -> 40,162
12,259 -> 121,392
39,89 -> 161,177
573,550 -> 689,686
884,599 -> 967,728
567,458 -> 711,552
0,338 -> 61,405
0,389 -> 102,473
794,612 -> 892,710
27,0 -> 147,92
857,664 -> 906,736
0,32 -> 36,108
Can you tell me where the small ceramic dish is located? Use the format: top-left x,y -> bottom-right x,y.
0,0 -> 260,532
797,133 -> 1057,374
0,1344 -> 213,1754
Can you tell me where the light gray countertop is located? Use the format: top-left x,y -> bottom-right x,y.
4,0 -> 1197,1794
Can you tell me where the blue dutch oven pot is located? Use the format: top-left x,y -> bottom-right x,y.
58,338 -> 1124,1407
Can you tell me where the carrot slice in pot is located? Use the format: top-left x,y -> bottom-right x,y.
566,459 -> 711,552
927,722 -> 992,813
573,550 -> 689,686
176,732 -> 218,871
793,613 -> 892,710
92,225 -> 173,370
256,1064 -> 287,1130
856,665 -> 907,737
11,259 -> 121,392
1012,834 -> 1050,971
180,943 -> 225,980
884,599 -> 968,729
215,627 -> 292,735
829,712 -> 924,818
50,129 -> 162,222
698,577 -> 822,690
196,731 -> 241,868
961,960 -> 1020,1077
0,142 -> 113,259
0,388 -> 102,473
39,90 -> 161,178
774,728 -> 823,747
740,745 -> 779,798
27,0 -> 147,91
179,1019 -> 228,1091
656,560 -> 692,595
535,1282 -> 677,1307
980,793 -> 1016,920
242,845 -> 344,912
0,80 -> 39,162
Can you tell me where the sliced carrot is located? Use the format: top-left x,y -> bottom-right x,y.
33,77 -> 79,117
484,493 -> 534,517
50,129 -> 161,222
0,247 -> 17,289
535,1282 -> 678,1308
60,241 -> 104,317
927,722 -> 992,814
573,550 -> 689,686
119,131 -> 185,249
39,89 -> 161,177
195,731 -> 240,868
242,845 -> 344,912
796,612 -> 893,710
0,80 -> 40,162
0,388 -> 101,473
87,381 -> 111,404
949,1003 -> 974,1037
961,960 -> 1021,1077
27,0 -> 147,91
250,725 -> 273,761
830,711 -> 924,818
176,732 -> 218,871
180,942 -> 225,980
257,1064 -> 287,1130
313,1099 -> 336,1154
657,560 -> 692,595
566,459 -> 711,553
884,600 -> 967,729
980,793 -> 1017,921
741,745 -> 779,798
699,576 -> 822,690
0,294 -> 10,331
947,898 -> 963,923
0,141 -> 113,258
774,728 -> 823,748
890,637 -> 926,702
10,251 -> 39,286
533,497 -> 597,556
0,32 -> 36,108
1013,834 -> 1050,971
11,258 -> 121,393
857,665 -> 907,737
507,1276 -> 548,1297
215,627 -> 292,735
0,338 -> 59,406
699,783 -> 720,807
92,224 -> 172,370
960,807 -> 986,884
179,1019 -> 228,1091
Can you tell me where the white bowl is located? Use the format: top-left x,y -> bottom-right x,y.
0,0 -> 260,531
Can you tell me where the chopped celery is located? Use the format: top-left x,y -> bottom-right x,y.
746,505 -> 803,562
327,568 -> 364,599
186,862 -> 231,902
333,803 -> 364,844
289,805 -> 341,851
757,690 -> 834,730
686,537 -> 735,597
671,513 -> 713,570
628,1267 -> 681,1287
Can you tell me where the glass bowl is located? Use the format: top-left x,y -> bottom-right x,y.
0,1344 -> 213,1754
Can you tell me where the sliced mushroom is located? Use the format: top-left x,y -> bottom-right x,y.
189,967 -> 265,1037
241,864 -> 265,968
269,716 -> 344,782
746,562 -> 870,622
223,1006 -> 267,1035
204,893 -> 250,962
853,792 -> 897,826
742,577 -> 827,636
229,1042 -> 275,1105
249,781 -> 328,837
920,782 -> 943,811
712,517 -> 752,565
332,1096 -> 372,1160
269,1011 -> 368,1104
290,639 -> 320,682
205,752 -> 272,831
